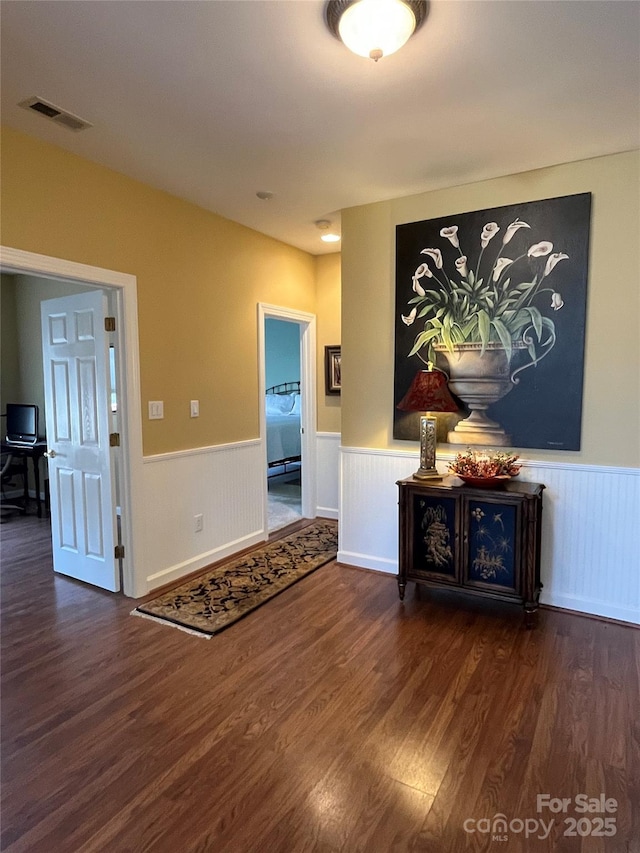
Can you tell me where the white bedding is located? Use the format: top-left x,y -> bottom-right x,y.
266,394 -> 301,464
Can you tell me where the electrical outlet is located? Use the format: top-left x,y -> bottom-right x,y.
194,513 -> 203,533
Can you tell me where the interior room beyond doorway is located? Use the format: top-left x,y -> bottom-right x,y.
265,318 -> 302,532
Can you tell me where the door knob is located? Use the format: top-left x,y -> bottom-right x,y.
44,449 -> 57,458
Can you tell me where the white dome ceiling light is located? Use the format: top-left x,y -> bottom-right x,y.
325,0 -> 429,62
315,219 -> 341,243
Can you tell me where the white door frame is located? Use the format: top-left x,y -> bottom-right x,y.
258,303 -> 317,527
0,246 -> 145,597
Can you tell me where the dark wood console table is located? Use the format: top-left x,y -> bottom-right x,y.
1,440 -> 48,518
397,476 -> 544,626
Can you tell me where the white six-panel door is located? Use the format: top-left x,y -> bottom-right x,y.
41,291 -> 119,591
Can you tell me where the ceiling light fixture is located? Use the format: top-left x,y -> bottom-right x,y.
315,219 -> 341,243
256,190 -> 274,200
325,0 -> 428,62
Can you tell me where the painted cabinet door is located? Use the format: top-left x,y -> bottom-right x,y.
409,491 -> 460,583
462,496 -> 520,594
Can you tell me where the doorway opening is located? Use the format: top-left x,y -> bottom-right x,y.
0,246 -> 145,598
258,304 -> 317,535
1,277 -> 118,578
265,318 -> 302,531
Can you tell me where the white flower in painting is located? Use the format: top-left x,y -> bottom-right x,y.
544,252 -> 569,277
527,241 -> 553,257
401,208 -> 572,370
551,292 -> 564,311
480,222 -> 500,248
420,248 -> 443,269
440,225 -> 459,248
414,262 -> 432,279
492,257 -> 513,282
454,255 -> 468,278
402,307 -> 417,325
502,218 -> 531,245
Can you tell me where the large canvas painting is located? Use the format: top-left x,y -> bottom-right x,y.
394,193 -> 592,451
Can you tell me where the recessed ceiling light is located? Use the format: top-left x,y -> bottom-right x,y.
256,191 -> 274,200
321,233 -> 341,243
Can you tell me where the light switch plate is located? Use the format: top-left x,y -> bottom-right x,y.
148,401 -> 164,420
190,400 -> 199,418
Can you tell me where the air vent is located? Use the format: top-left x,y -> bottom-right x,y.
18,97 -> 92,132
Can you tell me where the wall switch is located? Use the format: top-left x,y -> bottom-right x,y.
190,400 -> 199,418
148,401 -> 164,420
194,513 -> 203,533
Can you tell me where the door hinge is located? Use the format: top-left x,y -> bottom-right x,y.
115,544 -> 125,559
109,432 -> 120,447
104,316 -> 116,332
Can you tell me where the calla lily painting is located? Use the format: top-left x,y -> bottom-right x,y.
394,193 -> 592,450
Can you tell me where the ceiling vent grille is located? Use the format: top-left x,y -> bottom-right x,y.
18,97 -> 92,132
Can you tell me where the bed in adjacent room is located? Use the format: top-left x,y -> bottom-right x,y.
266,382 -> 301,473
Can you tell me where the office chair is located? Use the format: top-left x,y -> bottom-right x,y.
1,450 -> 26,519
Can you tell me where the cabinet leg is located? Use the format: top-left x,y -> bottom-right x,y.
524,602 -> 539,629
398,581 -> 406,601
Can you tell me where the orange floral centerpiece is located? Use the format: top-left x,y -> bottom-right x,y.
449,449 -> 521,487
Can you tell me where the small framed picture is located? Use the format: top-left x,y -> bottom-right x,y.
325,345 -> 341,395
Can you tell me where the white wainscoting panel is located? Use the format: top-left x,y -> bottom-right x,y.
316,432 -> 340,519
140,433 -> 341,595
339,447 -> 640,625
142,440 -> 265,592
339,447 -> 419,574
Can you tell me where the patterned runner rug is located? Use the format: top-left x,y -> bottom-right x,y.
132,520 -> 338,638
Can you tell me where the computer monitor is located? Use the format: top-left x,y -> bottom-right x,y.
5,403 -> 39,446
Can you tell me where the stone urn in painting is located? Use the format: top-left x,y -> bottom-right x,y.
400,217 -> 567,446
433,341 -> 551,445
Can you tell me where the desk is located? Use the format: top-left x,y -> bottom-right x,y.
1,440 -> 48,518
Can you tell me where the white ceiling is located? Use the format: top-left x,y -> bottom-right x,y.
2,0 -> 639,255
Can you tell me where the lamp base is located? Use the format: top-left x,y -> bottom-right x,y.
413,466 -> 443,480
416,415 -> 442,480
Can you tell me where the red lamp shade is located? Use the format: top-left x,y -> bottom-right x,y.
397,369 -> 458,413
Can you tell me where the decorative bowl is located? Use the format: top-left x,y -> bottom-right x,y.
456,474 -> 513,489
448,449 -> 521,484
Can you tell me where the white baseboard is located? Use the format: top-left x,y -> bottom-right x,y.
540,593 -> 640,625
337,550 -> 396,573
146,529 -> 266,589
318,508 -> 339,520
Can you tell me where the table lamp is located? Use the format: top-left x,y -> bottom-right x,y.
397,364 -> 458,479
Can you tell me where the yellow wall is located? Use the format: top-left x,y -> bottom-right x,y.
5,274 -> 92,422
342,150 -> 640,467
1,127 -> 341,454
315,253 -> 341,433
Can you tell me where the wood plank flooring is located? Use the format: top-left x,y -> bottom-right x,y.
1,513 -> 638,852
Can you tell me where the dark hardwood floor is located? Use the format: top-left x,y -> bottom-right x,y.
1,513 -> 638,852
